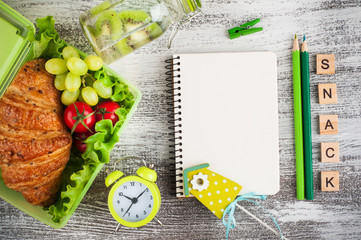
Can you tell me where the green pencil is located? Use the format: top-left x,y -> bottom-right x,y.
301,36 -> 313,200
292,35 -> 305,200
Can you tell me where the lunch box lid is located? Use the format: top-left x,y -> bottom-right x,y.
0,1 -> 35,98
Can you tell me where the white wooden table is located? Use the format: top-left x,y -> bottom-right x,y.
1,0 -> 361,239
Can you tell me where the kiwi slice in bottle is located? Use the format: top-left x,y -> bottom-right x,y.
116,10 -> 163,56
94,10 -> 123,40
115,38 -> 134,56
118,10 -> 152,32
146,22 -> 163,40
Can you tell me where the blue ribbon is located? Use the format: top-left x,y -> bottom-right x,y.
222,192 -> 284,240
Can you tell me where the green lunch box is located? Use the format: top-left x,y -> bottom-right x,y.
0,1 -> 141,229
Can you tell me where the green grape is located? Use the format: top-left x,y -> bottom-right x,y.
84,55 -> 103,71
54,72 -> 68,91
93,80 -> 112,98
45,58 -> 68,75
61,89 -> 80,105
82,86 -> 98,106
62,46 -> 80,61
65,72 -> 81,92
67,57 -> 88,76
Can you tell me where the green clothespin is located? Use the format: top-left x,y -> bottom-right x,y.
228,18 -> 263,40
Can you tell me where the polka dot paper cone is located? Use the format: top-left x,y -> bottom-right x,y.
187,167 -> 242,219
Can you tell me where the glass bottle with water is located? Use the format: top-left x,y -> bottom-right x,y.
79,0 -> 202,64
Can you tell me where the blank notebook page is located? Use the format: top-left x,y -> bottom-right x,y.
174,52 -> 279,196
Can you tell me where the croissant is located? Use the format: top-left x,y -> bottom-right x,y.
0,59 -> 72,206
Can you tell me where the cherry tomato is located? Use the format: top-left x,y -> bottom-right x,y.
64,101 -> 95,134
74,131 -> 93,153
95,101 -> 120,126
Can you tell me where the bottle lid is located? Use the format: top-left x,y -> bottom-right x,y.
166,0 -> 202,49
182,0 -> 202,13
0,1 -> 35,98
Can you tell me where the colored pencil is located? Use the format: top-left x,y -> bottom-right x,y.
292,35 -> 305,200
301,36 -> 313,200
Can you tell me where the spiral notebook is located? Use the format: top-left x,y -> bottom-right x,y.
167,52 -> 280,198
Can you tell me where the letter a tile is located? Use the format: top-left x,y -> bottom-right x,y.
321,171 -> 339,191
319,115 -> 338,135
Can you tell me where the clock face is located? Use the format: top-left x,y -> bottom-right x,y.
112,180 -> 154,222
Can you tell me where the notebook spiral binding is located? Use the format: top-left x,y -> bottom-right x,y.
165,56 -> 184,197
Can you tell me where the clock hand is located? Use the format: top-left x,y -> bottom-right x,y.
136,189 -> 148,199
123,202 -> 134,217
122,195 -> 133,201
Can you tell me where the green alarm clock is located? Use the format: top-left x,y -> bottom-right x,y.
105,158 -> 161,228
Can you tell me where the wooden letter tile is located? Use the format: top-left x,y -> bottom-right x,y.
321,171 -> 339,191
321,142 -> 339,162
318,83 -> 337,104
317,54 -> 335,74
319,115 -> 338,135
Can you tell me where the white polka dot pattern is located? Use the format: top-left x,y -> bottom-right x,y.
187,167 -> 243,219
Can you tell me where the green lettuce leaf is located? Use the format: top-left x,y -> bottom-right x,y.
47,153 -> 97,222
82,108 -> 128,163
32,16 -> 67,59
93,68 -> 116,87
32,17 -> 136,222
